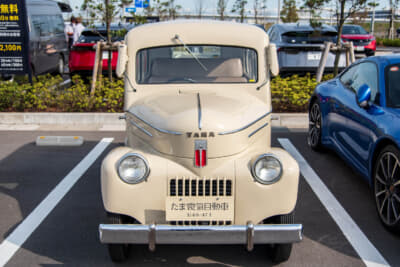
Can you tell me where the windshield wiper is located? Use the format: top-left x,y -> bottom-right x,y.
174,34 -> 208,72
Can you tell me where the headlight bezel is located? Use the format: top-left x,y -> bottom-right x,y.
116,153 -> 150,184
251,154 -> 283,185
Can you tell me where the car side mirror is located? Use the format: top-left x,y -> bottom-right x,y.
356,84 -> 371,109
116,43 -> 128,78
267,43 -> 279,77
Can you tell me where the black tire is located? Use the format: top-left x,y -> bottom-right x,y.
57,55 -> 65,75
266,213 -> 294,263
366,51 -> 375,57
308,101 -> 323,151
107,213 -> 130,262
373,145 -> 400,233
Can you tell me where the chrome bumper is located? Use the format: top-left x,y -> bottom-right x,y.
99,223 -> 303,251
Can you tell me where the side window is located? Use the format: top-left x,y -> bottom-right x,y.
352,62 -> 379,103
51,15 -> 65,35
31,15 -> 51,36
339,64 -> 358,91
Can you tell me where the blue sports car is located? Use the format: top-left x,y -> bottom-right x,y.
308,55 -> 400,232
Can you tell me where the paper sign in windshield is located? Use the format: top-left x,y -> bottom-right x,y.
390,66 -> 399,72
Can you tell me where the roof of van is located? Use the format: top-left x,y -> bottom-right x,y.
126,20 -> 269,52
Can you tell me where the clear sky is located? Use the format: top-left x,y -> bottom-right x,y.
68,0 -> 390,18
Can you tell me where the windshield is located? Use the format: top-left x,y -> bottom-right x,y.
386,64 -> 400,108
342,25 -> 368,35
77,29 -> 127,43
136,45 -> 258,84
281,31 -> 337,44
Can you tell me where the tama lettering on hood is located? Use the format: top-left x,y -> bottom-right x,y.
186,132 -> 215,138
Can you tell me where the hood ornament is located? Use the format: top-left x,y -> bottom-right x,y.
194,140 -> 207,168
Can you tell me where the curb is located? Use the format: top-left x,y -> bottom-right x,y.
0,112 -> 308,131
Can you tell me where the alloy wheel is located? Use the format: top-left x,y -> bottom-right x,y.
375,151 -> 400,226
308,103 -> 321,148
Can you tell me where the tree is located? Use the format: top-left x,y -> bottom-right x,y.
302,0 -> 325,27
161,0 -> 182,20
334,0 -> 368,75
232,0 -> 248,23
281,0 -> 298,22
387,0 -> 399,39
253,0 -> 260,24
82,0 -> 132,80
217,0 -> 229,20
304,0 -> 368,75
195,0 -> 206,19
153,0 -> 167,20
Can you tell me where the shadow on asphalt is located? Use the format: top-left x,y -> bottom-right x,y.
0,135 -> 371,266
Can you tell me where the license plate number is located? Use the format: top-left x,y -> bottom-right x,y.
307,52 -> 321,61
355,46 -> 364,51
166,196 -> 234,221
102,51 -> 112,59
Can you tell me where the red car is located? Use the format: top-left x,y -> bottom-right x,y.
69,25 -> 134,76
340,24 -> 376,57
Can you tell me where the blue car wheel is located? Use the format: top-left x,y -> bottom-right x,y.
374,145 -> 400,232
308,101 -> 323,151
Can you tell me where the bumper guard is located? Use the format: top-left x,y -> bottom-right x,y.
99,222 -> 303,251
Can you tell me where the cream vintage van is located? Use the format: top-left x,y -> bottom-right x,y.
99,20 -> 302,263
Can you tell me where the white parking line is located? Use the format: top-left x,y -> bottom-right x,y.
0,137 -> 114,267
278,138 -> 390,267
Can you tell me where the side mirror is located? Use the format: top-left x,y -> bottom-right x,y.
357,84 -> 371,109
267,43 -> 279,77
116,43 -> 128,78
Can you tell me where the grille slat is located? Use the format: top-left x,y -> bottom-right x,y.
169,178 -> 233,197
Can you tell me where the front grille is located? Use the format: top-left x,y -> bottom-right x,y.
347,39 -> 370,46
168,177 -> 234,226
169,177 -> 233,197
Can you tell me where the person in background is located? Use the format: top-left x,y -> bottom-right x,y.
65,16 -> 75,50
73,17 -> 85,44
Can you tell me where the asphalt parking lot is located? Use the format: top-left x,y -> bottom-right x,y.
0,129 -> 399,267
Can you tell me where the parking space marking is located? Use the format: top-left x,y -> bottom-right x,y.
0,137 -> 114,267
278,138 -> 389,267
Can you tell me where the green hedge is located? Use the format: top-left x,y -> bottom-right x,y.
376,38 -> 400,47
0,74 -> 124,112
0,73 -> 334,113
271,73 -> 333,112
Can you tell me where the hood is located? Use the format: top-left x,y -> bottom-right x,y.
341,34 -> 374,40
127,91 -> 270,158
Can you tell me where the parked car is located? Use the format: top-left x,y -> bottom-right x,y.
68,24 -> 134,76
27,0 -> 69,75
340,24 -> 376,57
308,55 -> 400,232
267,23 -> 346,74
99,21 -> 302,263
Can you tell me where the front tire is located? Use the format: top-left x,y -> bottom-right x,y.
107,213 -> 130,262
57,55 -> 65,75
308,101 -> 323,151
374,145 -> 400,233
265,213 -> 294,263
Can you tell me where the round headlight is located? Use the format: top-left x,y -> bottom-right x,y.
251,154 -> 282,184
117,153 -> 149,184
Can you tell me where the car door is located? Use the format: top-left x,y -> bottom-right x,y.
336,62 -> 380,176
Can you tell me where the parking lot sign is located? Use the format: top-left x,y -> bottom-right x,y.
125,7 -> 136,13
0,0 -> 30,75
135,0 -> 149,8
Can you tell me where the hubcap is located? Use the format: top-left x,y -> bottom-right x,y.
375,152 -> 400,225
308,103 -> 321,147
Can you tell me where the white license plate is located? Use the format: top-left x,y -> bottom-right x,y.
166,196 -> 234,221
102,51 -> 112,59
307,52 -> 321,61
355,46 -> 364,51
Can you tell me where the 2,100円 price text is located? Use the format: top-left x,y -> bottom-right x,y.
0,44 -> 22,52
